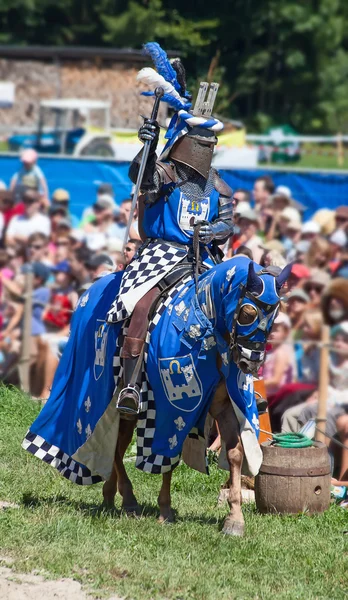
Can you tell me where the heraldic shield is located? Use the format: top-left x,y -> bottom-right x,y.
159,354 -> 203,413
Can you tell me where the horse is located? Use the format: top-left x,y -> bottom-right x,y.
22,255 -> 290,537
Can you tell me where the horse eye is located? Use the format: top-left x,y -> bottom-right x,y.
238,305 -> 257,325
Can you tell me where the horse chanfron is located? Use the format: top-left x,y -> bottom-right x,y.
229,261 -> 292,376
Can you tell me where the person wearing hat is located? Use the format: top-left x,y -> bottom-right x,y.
51,188 -> 79,228
6,189 -> 51,247
287,263 -> 311,291
43,261 -> 77,331
303,269 -> 331,308
236,208 -> 263,263
286,288 -> 310,333
10,148 -> 49,207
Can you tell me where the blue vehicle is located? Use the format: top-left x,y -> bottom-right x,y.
8,98 -> 114,156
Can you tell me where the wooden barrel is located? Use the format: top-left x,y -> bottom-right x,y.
255,441 -> 331,515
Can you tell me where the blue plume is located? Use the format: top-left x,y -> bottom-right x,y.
141,91 -> 191,111
143,42 -> 181,92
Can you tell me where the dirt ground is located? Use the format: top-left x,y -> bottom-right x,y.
0,502 -> 122,600
0,564 -> 123,600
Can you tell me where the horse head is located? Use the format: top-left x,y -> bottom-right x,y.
228,261 -> 292,376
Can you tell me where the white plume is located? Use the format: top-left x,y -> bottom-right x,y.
137,67 -> 183,101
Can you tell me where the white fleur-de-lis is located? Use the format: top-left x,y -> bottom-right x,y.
226,266 -> 236,282
85,424 -> 92,439
188,324 -> 201,339
80,293 -> 89,307
168,434 -> 178,450
221,352 -> 229,366
174,300 -> 186,317
174,416 -> 186,431
203,336 -> 216,350
76,419 -> 82,434
84,397 -> 92,413
252,414 -> 260,430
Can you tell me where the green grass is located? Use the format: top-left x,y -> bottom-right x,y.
0,385 -> 347,600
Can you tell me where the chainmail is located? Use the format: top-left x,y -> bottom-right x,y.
175,163 -> 214,201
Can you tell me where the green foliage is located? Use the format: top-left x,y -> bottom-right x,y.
2,0 -> 348,132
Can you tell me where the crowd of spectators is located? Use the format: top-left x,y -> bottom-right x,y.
0,150 -> 141,398
1,153 -> 348,483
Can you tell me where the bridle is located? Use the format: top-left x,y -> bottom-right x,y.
229,274 -> 280,364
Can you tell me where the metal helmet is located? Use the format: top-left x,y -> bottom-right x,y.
169,127 -> 218,179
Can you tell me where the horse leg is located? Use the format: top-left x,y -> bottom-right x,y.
211,392 -> 245,537
158,471 -> 174,523
102,418 -> 137,510
114,418 -> 139,512
102,459 -> 118,508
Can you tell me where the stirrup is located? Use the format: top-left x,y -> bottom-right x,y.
116,385 -> 140,417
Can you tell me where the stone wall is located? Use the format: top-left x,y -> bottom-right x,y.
0,58 -> 166,131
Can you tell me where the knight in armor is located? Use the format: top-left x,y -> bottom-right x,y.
109,43 -> 234,416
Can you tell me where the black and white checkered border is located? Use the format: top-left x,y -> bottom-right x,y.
107,241 -> 186,323
22,328 -> 126,486
133,275 -> 195,474
22,430 -> 102,485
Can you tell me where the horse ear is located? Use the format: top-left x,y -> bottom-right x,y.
246,261 -> 263,295
275,263 -> 292,292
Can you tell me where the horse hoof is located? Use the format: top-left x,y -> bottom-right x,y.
158,509 -> 175,524
121,503 -> 140,516
102,496 -> 115,509
222,518 -> 245,537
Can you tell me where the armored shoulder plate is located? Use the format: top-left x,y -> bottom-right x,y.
213,169 -> 233,198
156,160 -> 178,185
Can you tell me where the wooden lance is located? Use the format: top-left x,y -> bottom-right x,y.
122,87 -> 164,251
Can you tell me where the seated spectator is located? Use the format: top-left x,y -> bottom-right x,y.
303,270 -> 331,307
262,312 -> 296,401
27,232 -> 51,266
312,208 -> 336,237
69,229 -> 86,252
321,277 -> 348,325
232,188 -> 251,209
269,310 -> 322,432
69,247 -> 92,294
235,209 -> 263,263
0,190 -> 25,237
44,261 -> 78,331
286,288 -> 310,336
124,238 -> 142,265
86,253 -> 115,281
234,245 -> 253,260
113,251 -> 127,271
51,188 -> 79,228
334,206 -> 348,234
83,195 -> 116,234
10,149 -> 49,207
329,229 -> 347,270
287,263 -> 311,291
301,220 -> 321,243
252,175 -> 275,231
6,189 -> 51,247
305,236 -> 331,269
282,322 -> 348,443
107,197 -> 139,242
37,260 -> 78,398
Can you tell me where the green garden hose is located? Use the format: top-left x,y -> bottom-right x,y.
272,432 -> 314,448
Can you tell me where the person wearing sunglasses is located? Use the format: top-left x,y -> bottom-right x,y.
27,232 -> 50,265
123,239 -> 142,265
303,269 -> 331,307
